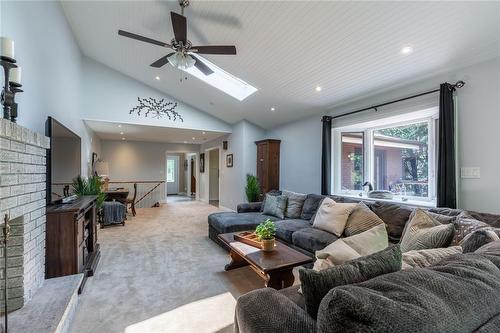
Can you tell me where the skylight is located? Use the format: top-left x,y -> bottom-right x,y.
183,55 -> 257,101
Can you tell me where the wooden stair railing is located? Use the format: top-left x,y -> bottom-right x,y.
132,181 -> 165,207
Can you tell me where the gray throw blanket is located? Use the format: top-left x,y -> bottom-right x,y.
317,253 -> 500,333
103,201 -> 126,225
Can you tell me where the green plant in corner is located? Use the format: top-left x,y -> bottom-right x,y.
72,175 -> 106,209
245,174 -> 261,203
255,219 -> 276,240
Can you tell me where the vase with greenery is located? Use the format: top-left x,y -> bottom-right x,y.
72,175 -> 106,209
255,219 -> 276,252
245,174 -> 261,203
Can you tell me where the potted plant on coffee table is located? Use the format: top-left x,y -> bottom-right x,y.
255,219 -> 277,252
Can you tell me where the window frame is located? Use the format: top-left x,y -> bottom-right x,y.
166,159 -> 176,183
332,114 -> 437,205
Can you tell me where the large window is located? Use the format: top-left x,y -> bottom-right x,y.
334,113 -> 436,204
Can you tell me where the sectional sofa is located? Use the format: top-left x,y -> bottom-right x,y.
207,191 -> 500,256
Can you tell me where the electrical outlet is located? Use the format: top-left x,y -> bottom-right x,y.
461,167 -> 480,179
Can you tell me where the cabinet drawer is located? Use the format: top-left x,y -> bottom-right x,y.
77,217 -> 84,246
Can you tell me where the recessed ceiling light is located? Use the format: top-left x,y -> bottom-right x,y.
401,45 -> 413,55
118,124 -> 122,128
120,132 -> 124,135
202,131 -> 206,135
155,76 -> 160,80
121,137 -> 126,140
270,107 -> 275,112
183,141 -> 187,144
192,137 -> 196,140
315,86 -> 322,92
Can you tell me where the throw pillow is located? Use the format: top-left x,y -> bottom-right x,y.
370,201 -> 413,243
400,209 -> 455,252
402,246 -> 462,269
461,228 -> 500,253
312,198 -> 356,237
344,202 -> 384,236
301,194 -> 325,221
452,217 -> 489,245
315,224 -> 388,268
259,190 -> 282,212
282,190 -> 307,219
299,245 -> 402,319
475,240 -> 500,257
262,194 -> 287,219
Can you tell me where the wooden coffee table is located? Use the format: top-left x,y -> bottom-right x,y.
218,232 -> 313,290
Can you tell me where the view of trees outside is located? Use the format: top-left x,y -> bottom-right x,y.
376,121 -> 429,197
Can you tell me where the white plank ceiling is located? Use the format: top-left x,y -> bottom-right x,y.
61,1 -> 500,129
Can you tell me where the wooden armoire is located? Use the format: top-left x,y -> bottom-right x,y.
255,139 -> 281,197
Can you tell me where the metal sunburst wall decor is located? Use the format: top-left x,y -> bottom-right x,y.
130,97 -> 183,121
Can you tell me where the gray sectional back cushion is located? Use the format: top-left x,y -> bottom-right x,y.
461,229 -> 500,253
299,245 -> 402,319
301,194 -> 325,221
370,201 -> 413,243
317,254 -> 500,333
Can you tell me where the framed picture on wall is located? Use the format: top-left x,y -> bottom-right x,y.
226,154 -> 233,168
200,153 -> 205,173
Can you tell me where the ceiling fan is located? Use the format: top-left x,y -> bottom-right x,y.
117,0 -> 236,76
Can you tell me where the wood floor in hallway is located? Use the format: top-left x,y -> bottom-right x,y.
70,200 -> 262,333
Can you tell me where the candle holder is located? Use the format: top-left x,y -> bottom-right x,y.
0,55 -> 19,122
8,83 -> 23,123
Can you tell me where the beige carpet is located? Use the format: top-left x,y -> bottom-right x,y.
70,201 -> 263,333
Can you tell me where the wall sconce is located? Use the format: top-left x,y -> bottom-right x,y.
1,37 -> 23,122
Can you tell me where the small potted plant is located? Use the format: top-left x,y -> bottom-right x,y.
255,219 -> 276,252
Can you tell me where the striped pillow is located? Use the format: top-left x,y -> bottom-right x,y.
344,202 -> 384,236
400,209 -> 455,252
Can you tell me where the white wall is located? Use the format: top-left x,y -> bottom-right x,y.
199,120 -> 265,210
267,57 -> 500,214
81,57 -> 232,133
0,1 -> 96,176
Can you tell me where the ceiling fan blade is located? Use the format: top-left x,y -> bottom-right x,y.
118,30 -> 170,48
191,55 -> 214,75
191,45 -> 236,55
171,12 -> 187,44
150,53 -> 174,68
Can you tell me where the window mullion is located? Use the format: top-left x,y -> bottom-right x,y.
365,129 -> 373,187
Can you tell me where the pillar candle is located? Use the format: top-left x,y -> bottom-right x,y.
10,67 -> 21,84
0,37 -> 14,59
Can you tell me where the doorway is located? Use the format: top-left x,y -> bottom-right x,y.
186,153 -> 197,198
208,149 -> 219,207
166,155 -> 180,195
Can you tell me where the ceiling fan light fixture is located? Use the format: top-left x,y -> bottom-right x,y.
168,52 -> 195,70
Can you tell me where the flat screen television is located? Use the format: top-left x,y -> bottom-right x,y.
46,117 -> 81,203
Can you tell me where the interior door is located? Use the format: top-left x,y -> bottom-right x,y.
167,156 -> 180,195
190,158 -> 196,195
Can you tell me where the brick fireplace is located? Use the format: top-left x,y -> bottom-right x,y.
0,118 -> 50,312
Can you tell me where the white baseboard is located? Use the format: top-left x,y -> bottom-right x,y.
218,205 -> 235,212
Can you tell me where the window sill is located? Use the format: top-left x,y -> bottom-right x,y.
334,193 -> 436,208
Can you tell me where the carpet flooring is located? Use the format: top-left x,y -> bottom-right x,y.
70,201 -> 263,333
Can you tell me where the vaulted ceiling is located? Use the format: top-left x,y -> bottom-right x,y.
62,1 -> 500,129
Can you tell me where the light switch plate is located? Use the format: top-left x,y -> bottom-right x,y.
461,167 -> 480,179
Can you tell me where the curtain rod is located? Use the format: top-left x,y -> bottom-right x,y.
326,80 -> 465,121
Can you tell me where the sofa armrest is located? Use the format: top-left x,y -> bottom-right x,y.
237,202 -> 262,213
235,288 -> 316,333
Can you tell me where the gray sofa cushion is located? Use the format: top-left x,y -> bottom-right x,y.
237,202 -> 262,213
278,285 -> 305,310
370,201 -> 413,243
300,245 -> 402,319
260,190 -> 282,212
292,228 -> 338,253
317,253 -> 500,333
301,194 -> 325,221
275,219 -> 310,243
461,229 -> 500,253
262,194 -> 288,219
475,240 -> 500,257
208,212 -> 278,234
283,190 -> 307,219
235,288 -> 316,333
